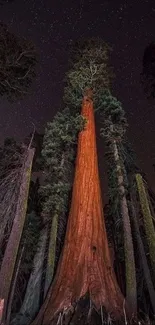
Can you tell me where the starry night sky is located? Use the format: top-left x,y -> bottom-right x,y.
0,0 -> 155,189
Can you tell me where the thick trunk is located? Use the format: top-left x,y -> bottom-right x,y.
130,192 -> 155,314
11,227 -> 47,325
113,139 -> 137,315
136,173 -> 155,276
31,95 -> 124,325
0,148 -> 35,324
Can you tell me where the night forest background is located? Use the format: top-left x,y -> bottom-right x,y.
1,0 -> 155,324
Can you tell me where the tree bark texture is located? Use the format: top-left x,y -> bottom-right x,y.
11,227 -> 47,325
112,139 -> 137,315
136,173 -> 155,277
43,214 -> 58,298
130,192 -> 155,315
0,148 -> 35,324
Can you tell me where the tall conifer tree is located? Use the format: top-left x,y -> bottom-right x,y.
31,39 -> 125,325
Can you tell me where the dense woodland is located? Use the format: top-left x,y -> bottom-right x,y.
0,21 -> 155,325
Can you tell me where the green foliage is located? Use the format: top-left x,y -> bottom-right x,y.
64,38 -> 112,108
40,107 -> 86,218
98,91 -> 138,306
97,90 -> 127,143
98,91 -> 129,227
40,107 -> 86,294
98,90 -> 128,226
119,142 -> 138,176
20,211 -> 41,271
105,148 -> 125,264
0,23 -> 37,101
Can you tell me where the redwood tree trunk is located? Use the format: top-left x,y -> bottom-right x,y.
31,95 -> 124,325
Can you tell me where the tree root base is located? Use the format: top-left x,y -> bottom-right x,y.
49,294 -> 126,325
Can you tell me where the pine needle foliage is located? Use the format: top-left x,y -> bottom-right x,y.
97,90 -> 137,313
97,90 -> 127,141
97,90 -> 128,227
64,38 -> 112,109
39,107 -> 86,294
40,106 -> 86,224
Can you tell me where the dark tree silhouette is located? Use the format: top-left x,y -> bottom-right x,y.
141,42 -> 155,98
0,23 -> 37,101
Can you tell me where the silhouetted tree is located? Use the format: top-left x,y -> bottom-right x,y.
141,42 -> 155,98
0,23 -> 37,101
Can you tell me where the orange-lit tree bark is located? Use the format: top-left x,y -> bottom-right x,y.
31,94 -> 124,325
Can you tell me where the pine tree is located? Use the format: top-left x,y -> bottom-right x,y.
97,90 -> 137,315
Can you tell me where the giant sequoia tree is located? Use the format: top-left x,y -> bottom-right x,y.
31,39 -> 125,325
